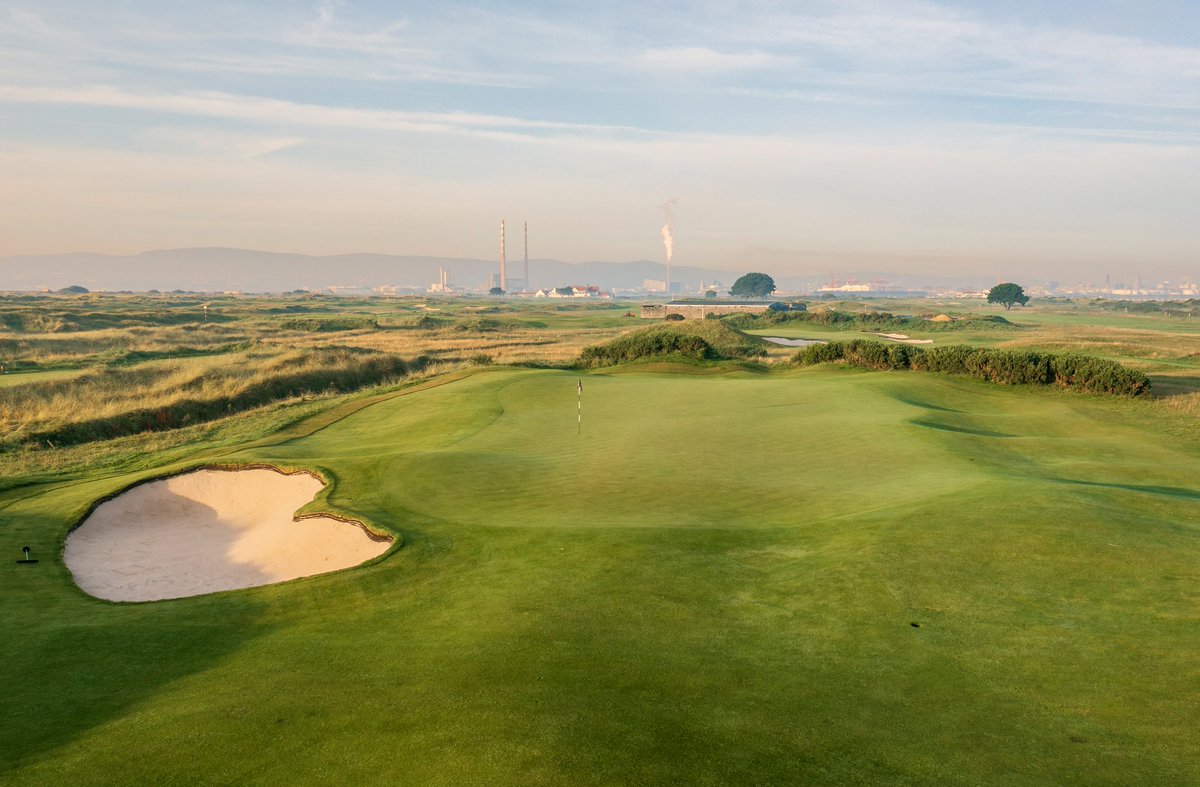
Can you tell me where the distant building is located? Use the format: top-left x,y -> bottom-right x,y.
641,300 -> 805,319
535,285 -> 610,298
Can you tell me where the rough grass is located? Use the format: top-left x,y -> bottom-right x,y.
0,347 -> 421,447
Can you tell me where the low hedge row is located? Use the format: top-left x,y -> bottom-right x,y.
720,309 -> 1013,331
792,340 -> 1150,396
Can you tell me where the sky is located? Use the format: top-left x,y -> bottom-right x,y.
1,0 -> 1198,282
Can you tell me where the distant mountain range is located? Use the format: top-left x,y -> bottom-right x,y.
0,247 -> 738,293
0,247 -> 990,294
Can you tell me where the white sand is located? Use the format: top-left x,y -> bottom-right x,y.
877,333 -> 934,344
65,468 -> 391,602
762,337 -> 827,347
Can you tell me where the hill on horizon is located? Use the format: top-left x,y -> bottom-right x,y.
0,247 -> 746,294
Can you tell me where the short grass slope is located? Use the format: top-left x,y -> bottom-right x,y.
2,367 -> 1199,784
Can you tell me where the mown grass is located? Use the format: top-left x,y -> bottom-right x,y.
2,366 -> 1199,784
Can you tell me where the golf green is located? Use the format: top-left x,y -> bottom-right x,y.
2,366 -> 1197,784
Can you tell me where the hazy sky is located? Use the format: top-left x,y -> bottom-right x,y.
2,1 -> 1198,281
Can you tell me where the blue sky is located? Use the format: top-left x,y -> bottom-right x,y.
2,1 -> 1198,281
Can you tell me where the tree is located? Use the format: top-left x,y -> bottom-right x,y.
730,272 -> 776,298
704,289 -> 718,299
488,286 -> 505,295
987,282 -> 1030,310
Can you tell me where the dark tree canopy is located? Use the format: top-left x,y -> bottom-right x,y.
704,289 -> 718,298
488,286 -> 505,295
987,282 -> 1030,310
56,285 -> 89,295
730,272 -> 776,298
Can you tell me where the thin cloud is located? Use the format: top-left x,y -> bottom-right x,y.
637,46 -> 790,72
0,85 -> 652,141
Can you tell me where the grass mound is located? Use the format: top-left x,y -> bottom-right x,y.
579,320 -> 766,367
793,339 -> 1151,396
278,316 -> 378,332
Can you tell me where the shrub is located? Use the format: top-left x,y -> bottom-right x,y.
664,313 -> 685,321
793,339 -> 1149,396
580,331 -> 714,367
579,321 -> 765,367
791,342 -> 844,365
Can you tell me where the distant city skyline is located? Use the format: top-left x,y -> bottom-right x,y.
2,1 -> 1198,281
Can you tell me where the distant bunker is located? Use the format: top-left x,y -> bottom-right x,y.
641,300 -> 805,319
65,468 -> 391,602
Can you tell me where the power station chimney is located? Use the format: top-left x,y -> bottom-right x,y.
499,220 -> 507,291
524,221 -> 529,291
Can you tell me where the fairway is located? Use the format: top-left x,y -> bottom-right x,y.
3,366 -> 1199,784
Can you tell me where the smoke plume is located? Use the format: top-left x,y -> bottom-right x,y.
660,198 -> 677,263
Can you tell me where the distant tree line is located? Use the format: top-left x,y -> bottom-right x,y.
792,339 -> 1150,396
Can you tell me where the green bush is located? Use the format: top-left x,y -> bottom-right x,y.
793,339 -> 1149,396
727,309 -> 1014,332
580,321 -> 765,367
580,331 -> 714,366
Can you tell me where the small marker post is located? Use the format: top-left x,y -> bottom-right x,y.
17,545 -> 38,564
577,378 -> 582,435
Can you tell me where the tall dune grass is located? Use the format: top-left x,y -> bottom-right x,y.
0,347 -> 420,447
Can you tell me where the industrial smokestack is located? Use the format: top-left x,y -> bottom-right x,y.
524,221 -> 529,291
660,199 -> 677,294
500,219 -> 507,291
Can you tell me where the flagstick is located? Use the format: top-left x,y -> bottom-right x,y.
577,378 -> 582,434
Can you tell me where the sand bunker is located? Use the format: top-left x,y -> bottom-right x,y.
65,468 -> 391,602
763,337 -> 826,347
877,333 -> 934,344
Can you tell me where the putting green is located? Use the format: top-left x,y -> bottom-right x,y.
2,366 -> 1198,784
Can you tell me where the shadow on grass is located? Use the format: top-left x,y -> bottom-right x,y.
1048,477 -> 1200,501
910,419 -> 1015,438
891,395 -> 965,413
0,598 -> 267,774
1147,374 -> 1200,398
